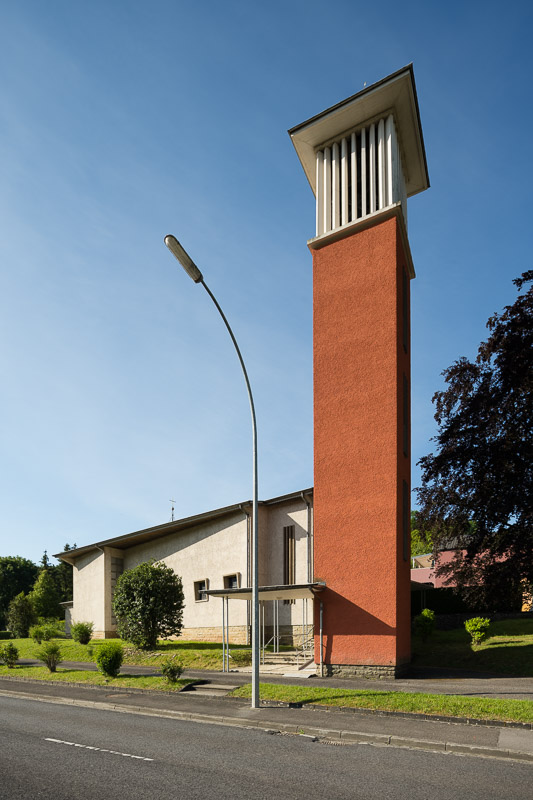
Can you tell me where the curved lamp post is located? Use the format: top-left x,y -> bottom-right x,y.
164,235 -> 260,710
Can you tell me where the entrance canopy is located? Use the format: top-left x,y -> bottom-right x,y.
206,582 -> 325,602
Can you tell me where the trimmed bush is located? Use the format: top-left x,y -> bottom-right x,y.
95,641 -> 123,677
113,560 -> 184,650
465,617 -> 491,647
160,655 -> 183,684
0,631 -> 13,640
230,649 -> 253,666
71,621 -> 94,645
37,641 -> 62,673
414,608 -> 435,642
0,642 -> 19,668
30,625 -> 45,643
30,624 -> 57,644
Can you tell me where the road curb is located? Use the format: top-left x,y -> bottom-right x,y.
2,687 -> 532,764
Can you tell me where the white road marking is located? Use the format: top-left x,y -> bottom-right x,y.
45,738 -> 153,761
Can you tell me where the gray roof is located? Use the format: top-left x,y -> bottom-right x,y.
54,487 -> 313,563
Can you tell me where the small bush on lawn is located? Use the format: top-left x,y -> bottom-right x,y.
230,649 -> 253,666
37,641 -> 62,673
71,621 -> 94,644
160,655 -> 183,683
30,624 -> 58,644
95,641 -> 123,677
414,608 -> 435,642
0,642 -> 19,668
465,617 -> 491,647
30,625 -> 45,643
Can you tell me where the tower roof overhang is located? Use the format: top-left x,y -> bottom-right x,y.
288,64 -> 429,199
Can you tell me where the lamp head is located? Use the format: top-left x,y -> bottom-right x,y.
164,235 -> 203,283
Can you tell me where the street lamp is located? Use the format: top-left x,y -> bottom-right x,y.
164,234 -> 260,710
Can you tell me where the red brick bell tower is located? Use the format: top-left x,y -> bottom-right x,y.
289,66 -> 429,677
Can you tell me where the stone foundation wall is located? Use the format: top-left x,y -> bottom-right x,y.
92,630 -> 120,640
179,626 -> 249,644
322,663 -> 408,679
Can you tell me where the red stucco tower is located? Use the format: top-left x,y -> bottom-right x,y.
289,66 -> 429,677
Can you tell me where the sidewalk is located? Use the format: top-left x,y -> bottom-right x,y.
1,670 -> 532,764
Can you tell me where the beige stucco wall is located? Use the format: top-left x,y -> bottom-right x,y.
72,550 -> 106,634
70,496 -> 313,642
122,511 -> 249,632
260,497 -> 312,630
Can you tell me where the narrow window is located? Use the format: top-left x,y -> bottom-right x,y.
283,525 -> 296,585
402,270 -> 409,352
403,373 -> 409,458
403,481 -> 409,562
194,579 -> 209,602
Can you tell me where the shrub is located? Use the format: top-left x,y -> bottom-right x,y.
413,608 -> 435,643
30,625 -> 45,643
71,621 -> 94,645
160,655 -> 183,683
95,641 -> 123,677
31,624 -> 58,643
0,631 -> 13,640
0,642 -> 19,668
113,560 -> 184,650
465,617 -> 491,647
6,592 -> 36,638
230,649 -> 253,666
37,641 -> 62,673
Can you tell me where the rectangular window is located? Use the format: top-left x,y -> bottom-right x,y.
402,270 -> 409,352
194,579 -> 209,602
403,481 -> 410,562
403,373 -> 409,458
283,525 -> 296,586
223,573 -> 240,590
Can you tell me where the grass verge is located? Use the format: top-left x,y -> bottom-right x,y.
231,682 -> 533,724
0,664 -> 190,692
412,618 -> 533,677
8,638 -> 226,670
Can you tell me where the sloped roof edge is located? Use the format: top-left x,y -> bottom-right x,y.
54,487 -> 314,562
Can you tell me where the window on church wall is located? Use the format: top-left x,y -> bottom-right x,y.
194,579 -> 209,602
223,573 -> 240,590
283,525 -> 296,585
403,373 -> 409,458
402,481 -> 409,562
402,269 -> 409,353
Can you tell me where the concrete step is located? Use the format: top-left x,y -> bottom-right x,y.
185,682 -> 240,697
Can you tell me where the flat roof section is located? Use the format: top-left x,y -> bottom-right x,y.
207,582 -> 325,601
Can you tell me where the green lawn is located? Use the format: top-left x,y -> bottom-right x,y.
231,682 -> 533,724
0,663 -> 190,691
7,637 -> 240,671
412,618 -> 533,677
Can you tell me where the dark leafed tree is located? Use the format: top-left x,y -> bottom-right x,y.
416,272 -> 533,611
49,543 -> 77,603
0,557 -> 39,629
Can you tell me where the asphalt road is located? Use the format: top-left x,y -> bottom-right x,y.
1,695 -> 532,800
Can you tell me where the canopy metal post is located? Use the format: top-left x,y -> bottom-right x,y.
225,596 -> 229,670
222,596 -> 226,672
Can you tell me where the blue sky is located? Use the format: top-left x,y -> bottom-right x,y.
1,1 -> 531,564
